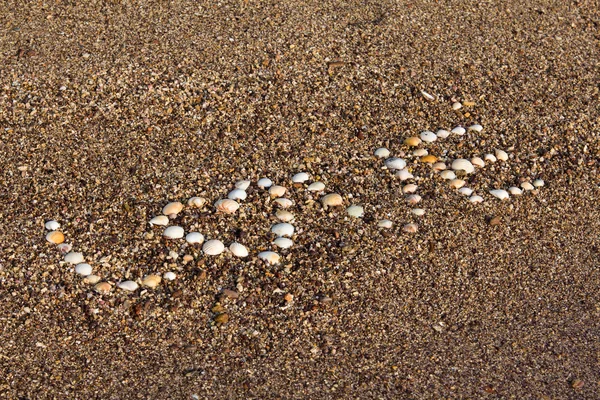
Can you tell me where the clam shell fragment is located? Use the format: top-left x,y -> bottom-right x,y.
228,189 -> 247,201
64,252 -> 84,265
521,182 -> 534,191
403,223 -> 418,233
411,208 -> 425,216
378,219 -> 393,228
142,275 -> 161,288
257,178 -> 273,188
451,126 -> 466,135
440,170 -> 456,180
508,187 -> 523,195
276,209 -> 295,222
269,185 -> 287,198
533,179 -> 545,188
188,197 -> 207,208
396,169 -> 414,181
471,157 -> 485,168
235,180 -> 251,190
469,195 -> 484,203
407,194 -> 422,205
292,172 -> 310,183
420,131 -> 437,143
436,129 -> 450,139
94,282 -> 112,293
163,271 -> 176,281
495,149 -> 509,161
273,237 -> 294,249
468,124 -> 483,132
273,198 -> 293,208
75,263 -> 93,276
403,184 -> 418,194
404,137 -> 421,147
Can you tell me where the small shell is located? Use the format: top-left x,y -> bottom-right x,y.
162,202 -> 183,216
451,159 -> 475,174
185,232 -> 204,244
490,189 -> 510,200
484,153 -> 497,163
407,194 -> 422,205
471,157 -> 485,168
521,182 -> 534,191
257,178 -> 273,188
458,187 -> 473,196
273,198 -> 293,208
75,263 -> 93,276
385,158 -> 407,170
421,90 -> 435,101
150,215 -> 170,227
229,242 -> 249,258
64,252 -> 84,265
404,137 -> 422,147
271,223 -> 294,237
413,149 -> 428,157
258,251 -> 281,265
215,199 -> 240,214
436,129 -> 451,139
450,179 -> 466,189
495,149 -> 509,161
420,131 -> 437,143
46,231 -> 65,244
276,209 -> 294,222
452,102 -> 462,110
533,179 -> 545,188
45,220 -> 60,230
508,187 -> 523,195
83,275 -> 101,284
374,147 -> 391,158
411,208 -> 425,216
203,239 -> 225,255
273,237 -> 294,249
292,172 -> 310,183
163,226 -> 184,239
228,189 -> 247,201
163,271 -> 176,281
57,243 -> 72,254
403,184 -> 418,194
468,124 -> 483,132
440,170 -> 456,180
346,205 -> 364,218
451,126 -> 466,135
307,182 -> 325,191
403,223 -> 418,233
432,162 -> 447,172
235,180 -> 251,190
188,197 -> 207,208
469,195 -> 484,203
269,185 -> 287,198
378,219 -> 393,228
421,155 -> 437,163
94,282 -> 111,293
396,169 -> 414,181
142,275 -> 162,288
118,281 -> 139,291
321,193 -> 343,207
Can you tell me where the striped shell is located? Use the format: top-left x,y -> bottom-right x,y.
229,242 -> 249,258
203,239 -> 225,255
215,199 -> 239,214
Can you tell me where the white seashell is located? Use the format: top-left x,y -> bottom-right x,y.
257,178 -> 273,188
46,231 -> 65,244
235,180 -> 251,190
420,131 -> 437,143
412,149 -> 428,157
163,226 -> 184,239
533,179 -> 545,188
403,223 -> 418,233
450,179 -> 466,189
187,197 -> 207,208
471,157 -> 485,168
396,169 -> 414,181
346,205 -> 364,218
407,194 -> 422,204
163,271 -> 176,281
385,158 -> 406,170
374,148 -> 390,158
508,187 -> 523,195
378,219 -> 393,228
469,195 -> 484,203
452,102 -> 462,110
307,181 -> 325,191
440,170 -> 456,180
484,153 -> 497,163
75,263 -> 93,276
162,202 -> 183,216
271,223 -> 294,237
521,182 -> 534,191
321,193 -> 343,207
57,243 -> 72,254
64,252 -> 84,264
411,208 -> 425,216
118,281 -> 139,291
436,129 -> 450,139
432,162 -> 447,172
292,172 -> 310,183
269,185 -> 287,198
458,187 -> 473,196
258,251 -> 281,265
229,242 -> 249,258
403,184 -> 418,194
421,90 -> 435,101
203,239 -> 225,255
150,215 -> 169,226
451,159 -> 475,174
228,189 -> 247,201
490,189 -> 510,200
185,232 -> 204,244
273,198 -> 293,208
83,274 -> 101,284
273,237 -> 293,249
142,275 -> 161,288
468,124 -> 483,132
276,209 -> 294,222
215,199 -> 239,214
451,126 -> 466,135
495,149 -> 509,161
45,220 -> 60,230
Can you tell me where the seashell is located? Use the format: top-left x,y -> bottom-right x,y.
269,185 -> 287,198
451,126 -> 466,135
45,220 -> 60,230
292,172 -> 310,183
374,147 -> 391,158
273,198 -> 293,208
403,184 -> 418,194
436,129 -> 450,139
228,189 -> 247,201
235,180 -> 251,190
420,131 -> 437,143
533,179 -> 545,188
404,137 -> 421,147
271,223 -> 294,237
411,208 -> 425,216
215,199 -> 239,214
420,155 -> 437,163
378,219 -> 393,228
307,182 -> 325,191
188,197 -> 207,208
468,124 -> 483,132
440,170 -> 456,180
385,158 -> 407,170
46,231 -> 65,244
118,280 -> 139,291
150,215 -> 169,226
273,237 -> 294,249
450,179 -> 466,189
452,102 -> 462,110
258,251 -> 281,265
57,243 -> 72,254
413,149 -> 428,157
75,263 -> 93,276
64,252 -> 84,264
163,271 -> 176,281
471,157 -> 485,168
396,169 -> 414,181
185,232 -> 204,244
321,193 -> 343,207
229,242 -> 249,257
495,149 -> 509,161
94,282 -> 111,292
490,189 -> 510,200
421,90 -> 435,101
484,153 -> 497,163
162,202 -> 183,216
403,223 -> 418,233
163,226 -> 184,239
521,182 -> 534,191
83,274 -> 101,284
276,209 -> 295,222
432,162 -> 447,171
451,159 -> 475,174
257,178 -> 273,188
346,205 -> 364,218
142,275 -> 161,288
203,239 -> 225,256
407,194 -> 422,205
508,187 -> 523,195
469,195 -> 484,203
458,187 -> 473,196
